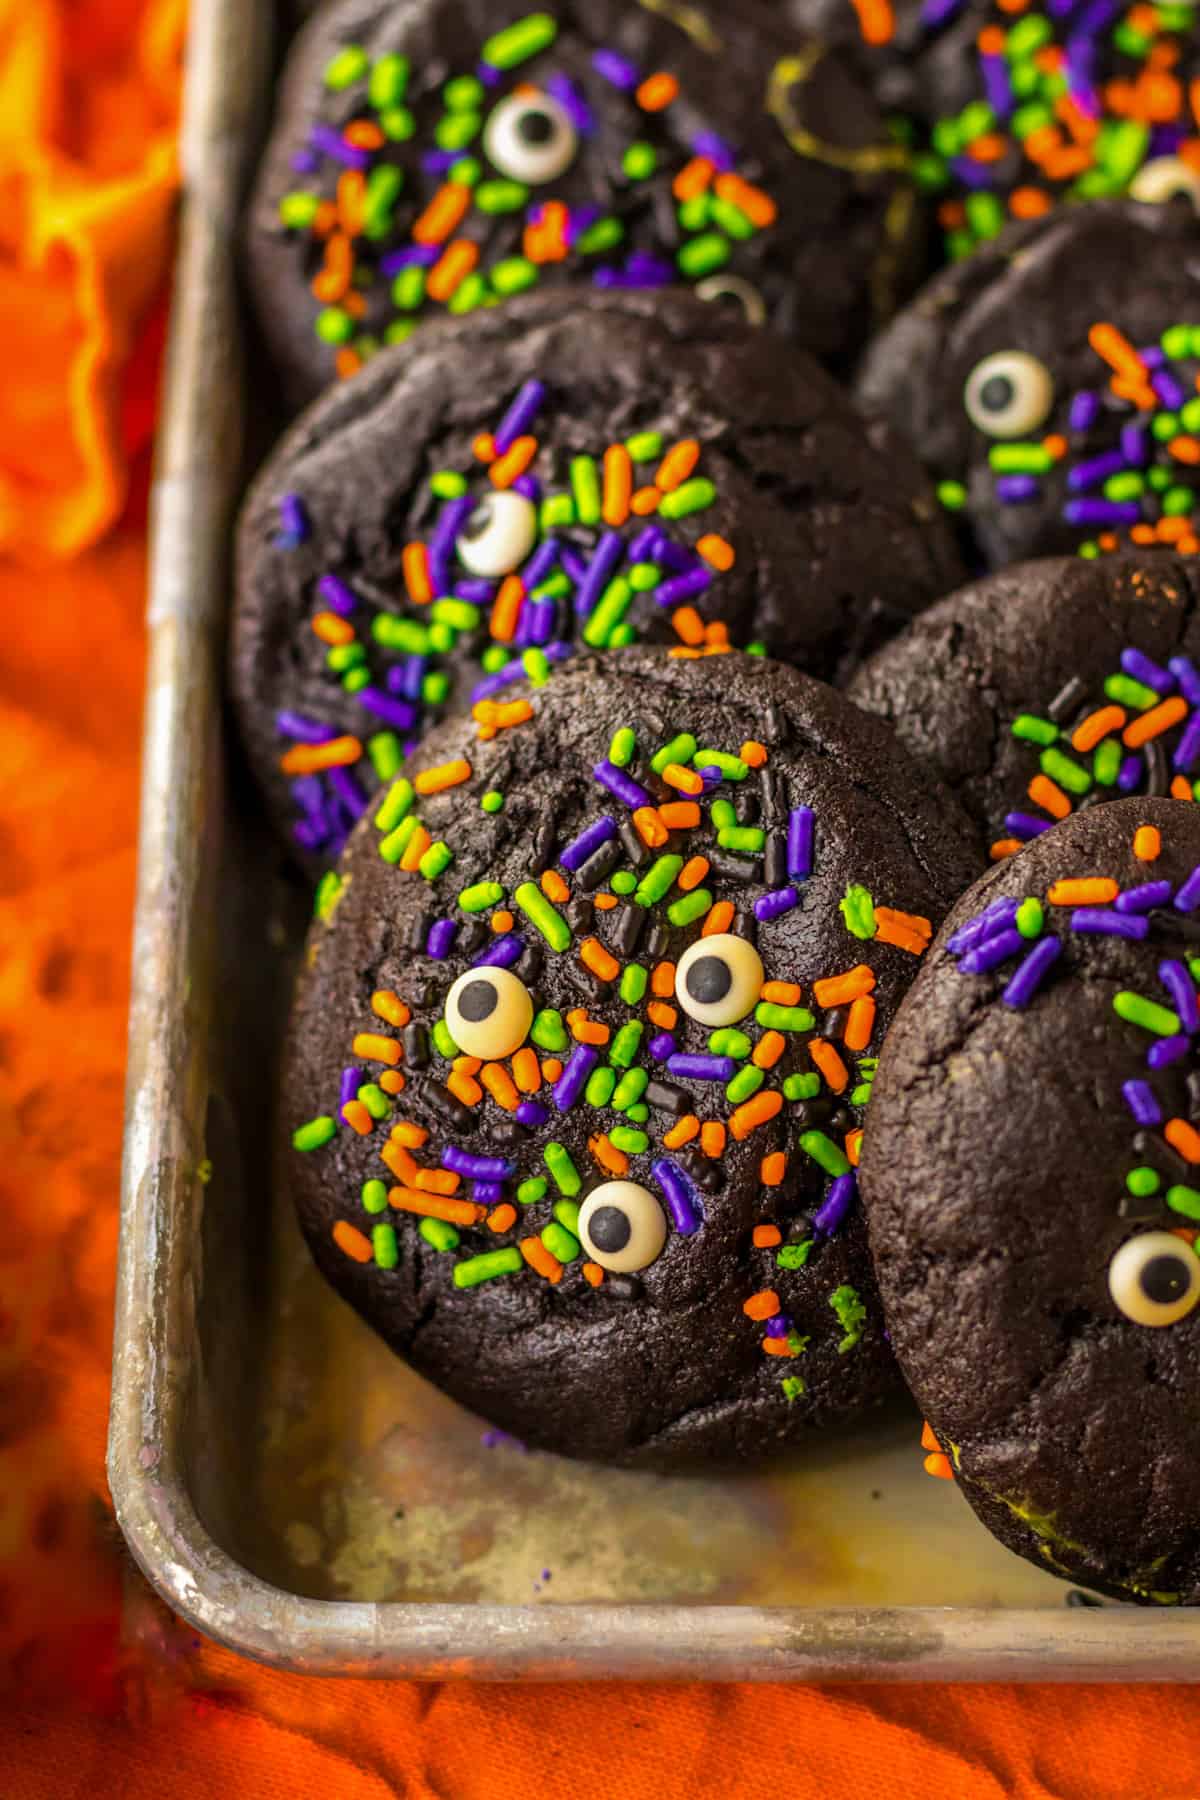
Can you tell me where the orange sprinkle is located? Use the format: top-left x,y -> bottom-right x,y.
1166,1118 -> 1200,1164
426,237 -> 478,303
333,1220 -> 373,1263
1133,825 -> 1162,862
809,1039 -> 849,1094
729,1089 -> 783,1141
714,172 -> 778,228
845,1129 -> 864,1168
1123,695 -> 1188,747
523,199 -> 569,263
655,439 -> 701,492
341,1100 -> 373,1136
873,917 -> 931,955
480,1063 -> 520,1112
1089,321 -> 1148,385
920,1420 -> 941,1453
389,1119 -> 426,1148
400,541 -> 433,606
1028,773 -> 1072,821
753,1223 -> 782,1247
664,1114 -> 700,1149
1158,515 -> 1195,543
924,1453 -> 954,1481
541,1058 -> 563,1084
541,868 -> 569,903
489,574 -> 525,643
760,1153 -> 787,1188
696,534 -> 735,572
488,1203 -> 517,1234
511,1047 -> 540,1094
743,1289 -> 781,1321
389,1187 -> 484,1228
520,1237 -> 563,1283
1047,877 -> 1119,905
763,1337 -> 799,1358
967,132 -> 1008,163
491,911 -> 515,936
1173,775 -> 1196,801
399,823 -> 431,872
373,990 -> 411,1029
659,801 -> 701,829
311,610 -> 355,646
589,1133 -> 629,1176
631,485 -> 662,515
415,757 -> 472,796
489,435 -> 539,489
844,995 -> 876,1054
473,697 -> 534,733
280,734 -> 362,776
473,433 -> 496,464
990,839 -> 1022,861
344,120 -> 384,151
568,1009 -> 610,1046
761,980 -> 801,1005
812,966 -> 876,1009
938,199 -> 967,229
1042,434 -> 1068,461
452,1055 -> 482,1076
580,938 -> 620,983
1042,146 -> 1091,181
1072,704 -> 1126,752
977,23 -> 1007,52
446,1069 -> 482,1107
651,962 -> 676,997
312,230 -> 352,302
1024,123 -> 1063,163
739,740 -> 767,768
673,155 -> 715,201
850,0 -> 895,40
633,806 -> 669,848
678,855 -> 710,891
637,71 -> 679,111
753,1030 -> 785,1070
662,761 -> 704,796
336,170 -> 366,236
602,444 -> 633,527
647,1001 -> 678,1030
671,605 -> 706,646
352,1032 -> 401,1066
379,1070 -> 406,1095
582,1262 -> 605,1287
312,200 -> 338,238
700,1121 -> 727,1159
702,900 -> 735,936
705,619 -> 729,648
1169,436 -> 1200,466
413,182 -> 471,245
594,893 -> 619,911
334,347 -> 363,382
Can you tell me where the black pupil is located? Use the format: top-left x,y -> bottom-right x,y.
589,1205 -> 631,1253
686,955 -> 733,1005
458,979 -> 498,1023
460,501 -> 492,543
516,108 -> 556,145
1140,1253 -> 1189,1305
979,373 -> 1015,414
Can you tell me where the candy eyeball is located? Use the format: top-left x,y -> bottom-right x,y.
578,1181 -> 668,1273
695,274 -> 768,327
1109,1230 -> 1200,1327
483,89 -> 578,185
675,933 -> 765,1027
963,351 -> 1055,438
1129,157 -> 1200,210
444,967 -> 533,1060
456,491 -> 538,577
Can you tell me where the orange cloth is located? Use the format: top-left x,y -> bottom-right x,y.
4,3 -> 1200,1795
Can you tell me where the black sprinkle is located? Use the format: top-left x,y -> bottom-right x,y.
760,769 -> 783,827
456,919 -> 487,957
491,1119 -> 525,1147
735,789 -> 759,825
565,897 -> 594,933
515,943 -> 544,985
1187,1070 -> 1200,1120
407,981 -> 433,1009
645,1079 -> 689,1115
1145,737 -> 1168,798
1118,1194 -> 1167,1220
710,853 -> 758,882
1048,675 -> 1088,722
678,1149 -> 724,1192
605,1273 -> 644,1301
828,1106 -> 854,1134
403,1022 -> 430,1068
644,920 -> 671,960
619,819 -> 649,868
421,1080 -> 476,1132
409,910 -> 433,952
576,840 -> 621,891
1133,1129 -> 1192,1181
763,833 -> 787,889
823,1006 -> 848,1042
1148,909 -> 1200,941
763,701 -> 785,744
793,1100 -> 833,1129
732,908 -> 758,947
613,906 -> 646,958
530,818 -> 558,875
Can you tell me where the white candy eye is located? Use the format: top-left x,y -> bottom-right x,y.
483,89 -> 578,185
1109,1230 -> 1200,1327
674,933 -> 765,1027
456,491 -> 538,577
578,1181 -> 668,1273
1129,156 -> 1200,210
963,351 -> 1055,437
695,273 -> 768,326
444,967 -> 533,1060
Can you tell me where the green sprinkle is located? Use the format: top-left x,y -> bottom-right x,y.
1112,992 -> 1181,1036
780,1375 -> 807,1402
626,431 -> 663,462
544,1141 -> 582,1196
620,965 -> 648,1005
1100,117 -> 1149,182
610,1021 -> 644,1068
418,841 -> 453,881
988,442 -> 1054,475
422,671 -> 451,706
476,179 -> 530,214
523,648 -> 551,686
1162,486 -> 1196,517
839,884 -> 877,940
380,106 -> 416,141
586,1066 -> 617,1108
542,1221 -> 580,1262
1016,897 -> 1044,939
636,855 -> 684,908
1163,324 -> 1192,360
626,1102 -> 649,1124
444,73 -> 484,110
709,197 -> 757,240
609,727 -> 636,766
369,53 -> 409,107
481,644 -> 510,672
363,165 -> 404,238
491,256 -> 538,295
459,881 -> 505,913
609,1127 -> 649,1154
717,826 -> 764,853
936,479 -> 967,512
430,470 -> 468,500
342,667 -> 370,695
1094,739 -> 1122,786
553,1198 -> 581,1235
629,563 -> 661,592
677,233 -> 730,278
357,1084 -> 390,1121
830,1284 -> 867,1353
622,142 -> 657,179
964,190 -> 1005,242
293,1117 -> 336,1152
726,1065 -> 764,1104
1011,101 -> 1054,140
677,196 -> 710,232
1166,1186 -> 1200,1221
571,455 -> 602,525
652,733 -> 699,775
531,571 -> 571,600
783,1073 -> 821,1101
1126,1166 -> 1161,1197
316,307 -> 354,346
518,1177 -> 548,1206
314,872 -> 343,923
435,111 -> 480,151
362,1179 -> 389,1215
515,881 -> 571,950
693,748 -> 747,780
372,615 -> 430,654
710,798 -> 736,829
576,217 -> 625,254
454,1248 -> 524,1288
850,1082 -> 873,1106
1005,13 -> 1053,57
1105,672 -> 1160,711
660,479 -> 717,521
326,642 -> 365,673
324,45 -> 369,88
800,1131 -> 850,1177
1011,713 -> 1058,746
419,1217 -> 459,1252
531,1009 -> 568,1052
481,13 -> 557,69
776,1240 -> 813,1270
384,321 -> 416,346
611,870 -> 637,895
957,98 -> 995,138
433,1019 -> 459,1060
583,575 -> 633,647
757,1003 -> 816,1032
448,273 -> 488,316
709,1028 -> 752,1059
1152,411 -> 1180,443
1105,472 -> 1144,503
481,789 -> 505,815
392,266 -> 427,311
612,1068 -> 649,1112
609,624 -> 637,648
431,597 -> 479,632
667,888 -> 711,927
1040,747 -> 1091,795
372,1223 -> 399,1269
279,192 -> 320,229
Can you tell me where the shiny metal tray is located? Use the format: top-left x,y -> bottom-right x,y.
107,0 -> 1200,1679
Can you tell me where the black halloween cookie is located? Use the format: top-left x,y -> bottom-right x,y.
243,0 -> 921,405
860,796 -> 1200,1603
856,200 -> 1200,570
283,647 -> 980,1466
848,552 -> 1200,862
231,288 -> 964,870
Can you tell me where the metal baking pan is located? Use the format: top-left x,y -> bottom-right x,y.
108,0 -> 1200,1679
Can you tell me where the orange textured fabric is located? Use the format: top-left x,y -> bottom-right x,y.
5,3 -> 1200,1795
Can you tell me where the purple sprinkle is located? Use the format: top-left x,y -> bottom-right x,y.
623,252 -> 676,286
979,52 -> 1013,118
666,1053 -> 735,1081
293,818 -> 328,851
379,245 -> 439,275
592,48 -> 639,89
1118,753 -> 1144,794
1063,500 -> 1141,526
958,928 -> 1025,974
1149,1034 -> 1191,1069
317,573 -> 358,616
1174,863 -> 1200,913
814,1173 -> 857,1236
1119,423 -> 1150,467
516,1100 -> 549,1128
1159,959 -> 1199,1034
292,775 -> 324,817
356,688 -> 417,732
1001,933 -> 1062,1008
471,660 -> 526,703
522,600 -> 556,646
1069,391 -> 1100,433
755,886 -> 799,922
340,1067 -> 363,1108
545,72 -> 594,133
559,546 -> 588,586
1170,655 -> 1200,706
575,531 -> 625,617
1138,343 -> 1165,367
1120,647 -> 1175,693
649,1032 -> 677,1061
593,760 -> 653,809
455,578 -> 497,604
476,61 -> 502,87
655,538 -> 699,574
291,149 -> 319,175
949,155 -> 997,191
513,474 -> 540,502
1003,812 -> 1052,841
399,656 -> 426,701
522,538 -> 560,589
328,764 -> 367,818
1116,880 -> 1174,913
1067,450 -> 1129,494
654,567 -> 712,609
443,1148 -> 516,1180
651,1158 -> 702,1234
691,130 -> 737,171
920,0 -> 966,24
560,816 -> 617,872
553,1043 -> 599,1111
426,918 -> 457,960
1070,908 -> 1149,940
765,1315 -> 791,1338
474,934 -> 524,968
493,379 -> 546,455
1123,1079 -> 1162,1125
947,897 -> 1019,955
1153,370 -> 1187,411
629,525 -> 663,562
996,475 -> 1040,504
787,807 -> 814,880
310,124 -> 368,169
421,149 -> 459,174
279,494 -> 309,543
472,1181 -> 505,1204
566,205 -> 601,247
276,710 -> 338,743
1174,714 -> 1200,773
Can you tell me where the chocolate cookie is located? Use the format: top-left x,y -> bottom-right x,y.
860,797 -> 1200,1603
848,552 -> 1200,863
244,0 -> 921,406
856,200 -> 1200,569
284,647 -> 980,1466
232,288 -> 964,870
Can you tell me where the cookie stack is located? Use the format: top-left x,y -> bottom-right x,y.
232,0 -> 1200,1606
